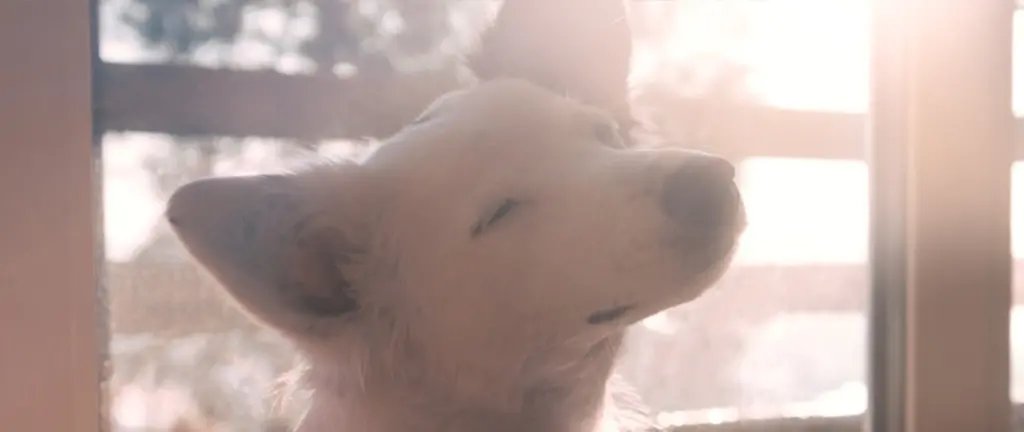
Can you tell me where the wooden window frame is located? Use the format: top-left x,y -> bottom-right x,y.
868,0 -> 1013,431
0,0 -> 1014,431
0,0 -> 101,432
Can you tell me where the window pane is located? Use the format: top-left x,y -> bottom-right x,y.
101,0 -> 870,429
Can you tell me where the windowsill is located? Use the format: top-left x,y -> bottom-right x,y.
669,415 -> 860,432
670,405 -> 1024,432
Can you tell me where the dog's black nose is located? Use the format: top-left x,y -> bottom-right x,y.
661,154 -> 739,230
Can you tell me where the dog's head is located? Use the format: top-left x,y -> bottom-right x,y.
166,79 -> 745,402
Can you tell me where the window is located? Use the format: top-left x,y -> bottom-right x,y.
0,0 -> 1012,431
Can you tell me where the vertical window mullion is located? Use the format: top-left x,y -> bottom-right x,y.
867,0 -> 910,429
0,1 -> 100,431
869,0 -> 1015,431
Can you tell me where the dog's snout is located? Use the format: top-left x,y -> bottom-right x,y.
661,154 -> 739,229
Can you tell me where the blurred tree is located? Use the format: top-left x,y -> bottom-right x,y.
115,0 -> 471,73
108,0 -> 755,142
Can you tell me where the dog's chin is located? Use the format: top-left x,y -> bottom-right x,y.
594,247 -> 739,328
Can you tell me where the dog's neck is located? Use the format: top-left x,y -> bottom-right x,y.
294,335 -> 626,432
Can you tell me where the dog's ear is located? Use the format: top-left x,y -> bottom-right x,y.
165,171 -> 367,338
468,0 -> 636,139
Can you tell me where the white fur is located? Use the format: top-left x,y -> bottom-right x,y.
166,79 -> 746,432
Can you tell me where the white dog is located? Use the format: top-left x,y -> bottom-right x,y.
166,78 -> 746,432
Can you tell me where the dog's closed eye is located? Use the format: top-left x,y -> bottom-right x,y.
472,199 -> 520,237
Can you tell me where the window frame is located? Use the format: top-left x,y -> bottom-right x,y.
0,0 -> 102,431
867,0 -> 1014,430
0,0 -> 1015,431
